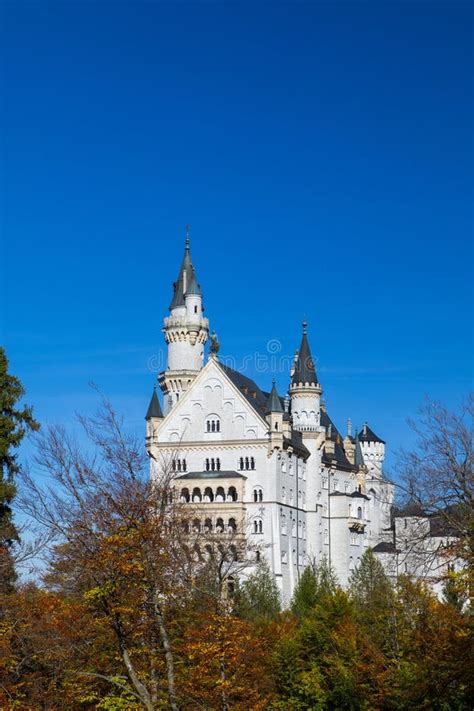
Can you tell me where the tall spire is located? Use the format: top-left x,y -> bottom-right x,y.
291,321 -> 319,386
169,228 -> 196,310
266,379 -> 284,414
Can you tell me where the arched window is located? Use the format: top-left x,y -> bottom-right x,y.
192,487 -> 201,503
253,486 -> 263,503
282,486 -> 286,502
211,420 -> 216,432
204,486 -> 214,503
256,551 -> 261,562
357,506 -> 363,520
245,457 -> 249,470
253,518 -> 263,534
192,518 -> 201,533
228,486 -> 238,502
216,518 -> 224,533
250,456 -> 255,470
229,545 -> 238,561
216,420 -> 220,432
228,517 -> 237,533
239,457 -> 244,470
206,421 -> 211,432
204,518 -> 212,532
216,486 -> 225,502
180,488 -> 190,503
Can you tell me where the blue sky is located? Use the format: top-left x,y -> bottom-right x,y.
1,1 -> 472,473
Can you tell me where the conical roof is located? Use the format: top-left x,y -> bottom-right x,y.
266,380 -> 284,414
291,322 -> 319,386
358,423 -> 385,444
186,267 -> 201,296
145,387 -> 163,419
354,438 -> 365,468
169,236 -> 198,310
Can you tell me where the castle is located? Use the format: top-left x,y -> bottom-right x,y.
145,238 -> 452,603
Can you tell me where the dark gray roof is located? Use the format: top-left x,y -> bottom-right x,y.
291,323 -> 319,386
186,267 -> 201,296
358,423 -> 385,444
219,364 -> 270,419
145,388 -> 163,419
266,381 -> 284,414
176,470 -> 246,480
354,439 -> 365,468
320,410 -> 355,472
349,490 -> 370,500
283,432 -> 310,460
372,541 -> 398,554
169,238 -> 200,310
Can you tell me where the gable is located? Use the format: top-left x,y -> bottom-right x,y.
155,359 -> 269,444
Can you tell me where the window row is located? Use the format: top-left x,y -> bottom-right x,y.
281,517 -> 306,538
238,456 -> 255,470
281,550 -> 305,565
184,542 -> 239,562
281,487 -> 305,506
172,459 -> 187,472
206,419 -> 221,432
205,457 -> 221,471
180,486 -> 238,503
183,517 -> 238,534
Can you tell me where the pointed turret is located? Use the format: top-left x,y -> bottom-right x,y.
289,322 -> 322,433
186,267 -> 201,296
266,380 -> 283,414
357,422 -> 385,479
169,235 -> 195,311
266,380 -> 284,451
161,229 -> 210,413
291,321 -> 318,386
146,387 -> 163,420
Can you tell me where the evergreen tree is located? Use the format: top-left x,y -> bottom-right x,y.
235,559 -> 281,623
348,548 -> 395,653
291,557 -> 338,618
0,347 -> 39,590
291,565 -> 318,619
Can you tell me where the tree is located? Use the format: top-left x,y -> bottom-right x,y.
19,395 -> 261,710
291,565 -> 318,619
348,548 -> 397,654
0,347 -> 39,591
235,559 -> 281,623
399,395 -> 473,569
291,557 -> 338,619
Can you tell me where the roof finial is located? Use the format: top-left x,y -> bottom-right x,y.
185,224 -> 190,250
347,417 -> 352,437
302,319 -> 307,335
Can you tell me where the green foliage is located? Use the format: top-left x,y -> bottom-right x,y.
235,559 -> 281,623
0,347 -> 39,591
442,570 -> 468,611
291,557 -> 338,618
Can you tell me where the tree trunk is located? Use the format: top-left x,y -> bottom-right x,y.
153,593 -> 180,711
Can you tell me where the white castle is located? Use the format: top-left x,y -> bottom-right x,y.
145,238 -> 453,603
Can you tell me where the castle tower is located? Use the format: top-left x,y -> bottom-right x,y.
266,380 -> 284,452
289,321 -> 322,432
159,233 -> 209,413
357,423 -> 385,479
145,386 -> 164,440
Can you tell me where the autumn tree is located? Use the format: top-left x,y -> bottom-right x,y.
0,346 -> 39,591
19,395 -> 268,710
